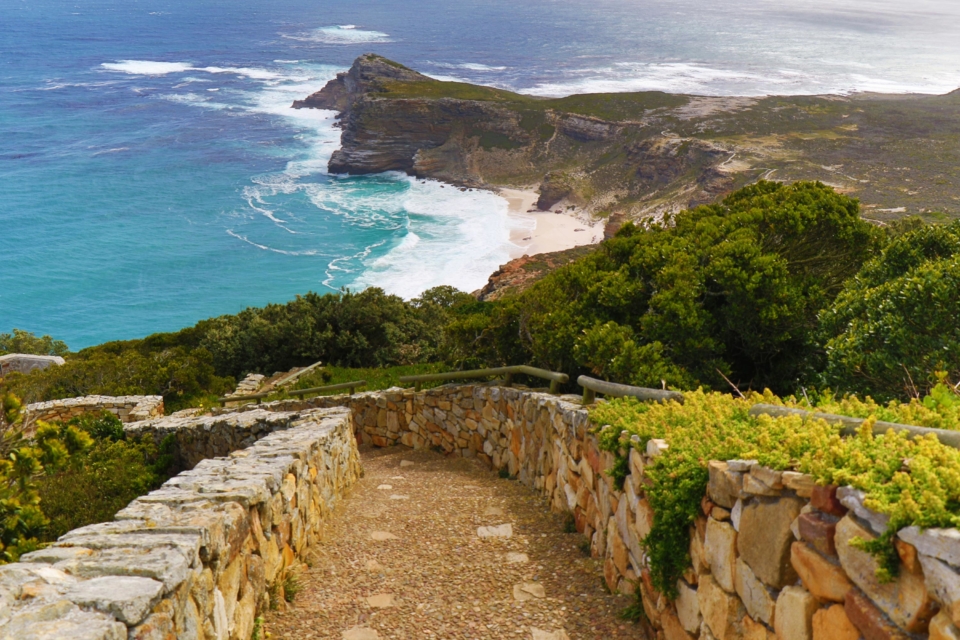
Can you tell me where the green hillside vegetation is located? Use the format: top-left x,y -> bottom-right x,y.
1,287 -> 473,412
0,400 -> 175,561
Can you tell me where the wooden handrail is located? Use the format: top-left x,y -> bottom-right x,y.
399,365 -> 569,394
217,391 -> 272,407
577,375 -> 685,405
288,380 -> 367,398
750,403 -> 960,449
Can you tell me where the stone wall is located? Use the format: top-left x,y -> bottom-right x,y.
245,384 -> 960,640
25,395 -> 165,425
0,407 -> 361,640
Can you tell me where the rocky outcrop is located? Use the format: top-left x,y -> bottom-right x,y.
474,245 -> 595,301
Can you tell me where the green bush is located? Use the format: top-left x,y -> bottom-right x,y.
0,405 -> 176,561
820,221 -> 960,400
0,329 -> 68,357
446,181 -> 880,394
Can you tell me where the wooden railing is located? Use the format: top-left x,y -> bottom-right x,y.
217,380 -> 367,407
399,365 -> 569,394
288,380 -> 367,398
577,375 -> 685,405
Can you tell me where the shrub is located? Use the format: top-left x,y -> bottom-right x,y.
0,329 -> 68,357
446,181 -> 880,394
820,221 -> 960,400
0,404 -> 176,561
591,386 -> 960,596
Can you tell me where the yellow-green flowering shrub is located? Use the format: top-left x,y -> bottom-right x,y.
591,387 -> 960,596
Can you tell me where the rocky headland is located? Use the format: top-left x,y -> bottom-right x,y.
297,54 -> 960,221
296,53 -> 960,295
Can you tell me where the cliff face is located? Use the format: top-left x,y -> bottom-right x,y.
297,54 -> 960,223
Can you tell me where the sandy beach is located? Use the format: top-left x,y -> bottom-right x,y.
499,188 -> 605,259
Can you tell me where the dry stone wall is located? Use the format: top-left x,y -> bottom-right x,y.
25,395 -> 164,425
247,384 -> 960,640
0,407 -> 361,640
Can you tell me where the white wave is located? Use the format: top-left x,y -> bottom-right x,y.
101,60 -> 194,75
348,178 -> 527,298
432,61 -> 508,72
226,230 -> 318,255
91,147 -> 130,156
284,25 -> 391,45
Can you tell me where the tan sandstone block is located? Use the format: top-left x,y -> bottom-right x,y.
708,461 -> 742,509
704,518 -> 738,593
812,604 -> 859,640
698,574 -> 745,640
676,580 -> 702,634
735,557 -> 776,626
835,515 -> 937,633
931,610 -> 960,640
738,496 -> 804,589
743,615 -> 776,640
790,542 -> 852,603
663,608 -> 696,640
774,586 -> 817,640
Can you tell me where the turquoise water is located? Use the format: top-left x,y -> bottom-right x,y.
3,0 -> 959,348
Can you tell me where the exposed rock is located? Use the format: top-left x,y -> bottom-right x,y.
836,487 -> 889,535
707,462 -> 742,510
737,496 -> 804,588
676,580 -> 702,634
931,610 -> 960,640
477,524 -> 513,538
65,576 -> 163,625
797,511 -> 838,557
835,515 -> 938,633
918,553 -> 960,626
734,557 -> 776,626
513,582 -> 546,601
704,519 -> 738,593
698,574 -> 745,640
812,604 -> 859,640
774,586 -> 817,640
844,588 -> 910,640
899,527 -> 960,569
790,542 -> 852,603
662,608 -> 697,640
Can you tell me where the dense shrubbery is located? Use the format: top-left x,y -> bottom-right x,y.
446,181 -> 880,394
819,221 -> 960,400
0,329 -> 68,357
592,386 -> 960,596
1,286 -> 473,411
0,399 -> 175,561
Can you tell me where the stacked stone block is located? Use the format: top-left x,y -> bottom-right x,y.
0,408 -> 361,639
253,383 -> 960,640
25,395 -> 164,425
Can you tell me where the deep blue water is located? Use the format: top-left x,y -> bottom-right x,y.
3,0 -> 959,348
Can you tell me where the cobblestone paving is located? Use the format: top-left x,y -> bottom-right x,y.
264,445 -> 643,640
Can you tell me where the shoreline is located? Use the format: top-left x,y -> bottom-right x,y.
498,188 -> 605,260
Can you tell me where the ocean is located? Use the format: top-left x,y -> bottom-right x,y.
3,0 -> 959,348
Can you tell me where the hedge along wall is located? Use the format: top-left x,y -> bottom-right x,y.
235,384 -> 960,640
0,407 -> 361,640
24,394 -> 165,425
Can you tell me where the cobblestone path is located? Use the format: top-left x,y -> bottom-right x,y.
264,445 -> 643,640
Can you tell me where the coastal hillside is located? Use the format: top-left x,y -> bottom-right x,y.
296,54 -> 960,222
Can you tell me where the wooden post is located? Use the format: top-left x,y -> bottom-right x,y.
582,388 -> 596,405
549,379 -> 560,395
415,382 -> 422,392
504,372 -> 513,387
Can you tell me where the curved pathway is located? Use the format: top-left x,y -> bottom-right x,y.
265,445 -> 642,639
